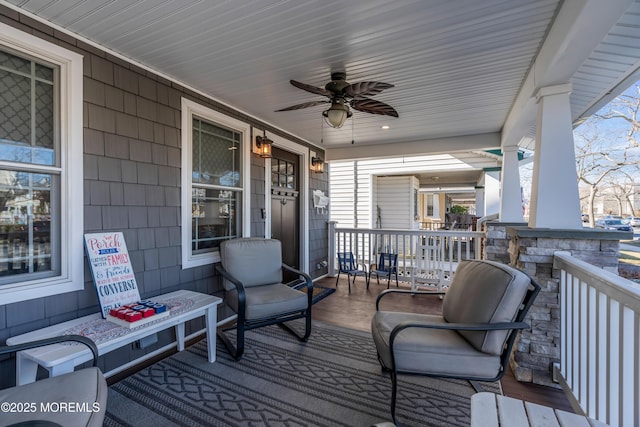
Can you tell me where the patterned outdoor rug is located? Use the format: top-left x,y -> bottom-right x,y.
104,320 -> 500,427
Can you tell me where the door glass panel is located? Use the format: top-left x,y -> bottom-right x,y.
271,159 -> 296,190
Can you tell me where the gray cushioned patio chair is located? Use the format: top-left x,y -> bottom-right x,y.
216,238 -> 313,359
371,259 -> 540,425
0,335 -> 107,427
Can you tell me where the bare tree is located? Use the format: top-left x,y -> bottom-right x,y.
575,84 -> 640,225
575,125 -> 623,226
596,84 -> 640,147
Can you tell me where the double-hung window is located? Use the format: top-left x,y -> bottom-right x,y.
0,24 -> 83,304
181,98 -> 250,268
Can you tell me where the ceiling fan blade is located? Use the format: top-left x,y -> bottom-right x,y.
351,98 -> 399,117
275,100 -> 329,111
344,81 -> 394,98
290,80 -> 332,97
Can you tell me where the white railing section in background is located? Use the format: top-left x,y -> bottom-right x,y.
327,222 -> 483,288
554,251 -> 640,427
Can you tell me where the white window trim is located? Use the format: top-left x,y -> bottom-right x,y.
0,23 -> 84,305
181,98 -> 251,269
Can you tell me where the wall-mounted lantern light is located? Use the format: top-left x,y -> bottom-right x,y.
253,130 -> 273,158
310,150 -> 324,173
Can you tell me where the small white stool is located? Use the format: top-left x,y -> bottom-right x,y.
471,392 -> 609,427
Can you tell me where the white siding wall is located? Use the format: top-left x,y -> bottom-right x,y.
357,169 -> 372,228
376,176 -> 420,229
329,153 -> 497,229
329,161 -> 357,227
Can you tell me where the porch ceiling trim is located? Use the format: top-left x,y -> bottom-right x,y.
325,132 -> 500,162
501,0 -> 635,148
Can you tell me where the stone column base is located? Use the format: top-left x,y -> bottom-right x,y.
485,222 -> 627,387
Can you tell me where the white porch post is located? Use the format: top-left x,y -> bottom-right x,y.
328,221 -> 337,276
529,84 -> 582,229
475,186 -> 486,217
485,170 -> 500,217
499,145 -> 524,222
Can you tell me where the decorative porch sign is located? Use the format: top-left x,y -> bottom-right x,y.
84,232 -> 140,318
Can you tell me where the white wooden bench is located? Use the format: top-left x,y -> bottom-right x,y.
471,392 -> 610,427
6,289 -> 222,385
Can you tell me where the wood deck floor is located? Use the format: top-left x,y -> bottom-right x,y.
311,274 -> 574,413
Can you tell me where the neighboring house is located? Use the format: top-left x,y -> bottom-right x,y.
329,153 -> 503,229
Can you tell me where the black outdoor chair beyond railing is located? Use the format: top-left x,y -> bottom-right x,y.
336,251 -> 369,292
371,259 -> 541,425
0,334 -> 107,427
216,238 -> 313,360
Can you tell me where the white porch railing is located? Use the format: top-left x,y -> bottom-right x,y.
554,251 -> 640,427
328,222 -> 483,286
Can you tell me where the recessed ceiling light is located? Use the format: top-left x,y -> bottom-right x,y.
380,125 -> 390,130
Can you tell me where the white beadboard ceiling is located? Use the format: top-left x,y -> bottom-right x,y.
4,0 -> 640,160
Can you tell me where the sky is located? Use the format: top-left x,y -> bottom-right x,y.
519,81 -> 640,211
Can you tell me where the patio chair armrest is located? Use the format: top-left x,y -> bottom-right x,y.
0,335 -> 99,367
389,320 -> 530,348
215,263 -> 248,316
282,263 -> 312,287
376,288 -> 446,310
282,263 -> 313,306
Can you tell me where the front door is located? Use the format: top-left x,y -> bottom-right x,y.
270,147 -> 300,279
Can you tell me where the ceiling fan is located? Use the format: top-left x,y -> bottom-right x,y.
275,72 -> 398,128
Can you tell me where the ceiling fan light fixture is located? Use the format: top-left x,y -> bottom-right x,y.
322,100 -> 352,128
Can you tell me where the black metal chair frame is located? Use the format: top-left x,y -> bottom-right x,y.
216,262 -> 313,360
370,252 -> 399,289
375,278 -> 541,425
0,335 -> 102,427
336,251 -> 369,292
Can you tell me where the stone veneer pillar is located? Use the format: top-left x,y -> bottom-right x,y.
484,221 -> 627,387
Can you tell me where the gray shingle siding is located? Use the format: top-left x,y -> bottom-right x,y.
0,8 -> 327,386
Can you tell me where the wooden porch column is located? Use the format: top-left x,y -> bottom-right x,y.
529,84 -> 582,229
499,145 -> 524,222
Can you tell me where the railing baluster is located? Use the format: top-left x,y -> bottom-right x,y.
621,306 -> 635,426
587,286 -> 597,416
554,252 -> 640,426
610,300 -> 620,427
579,280 -> 587,408
329,226 -> 484,287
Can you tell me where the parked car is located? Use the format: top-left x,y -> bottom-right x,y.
625,216 -> 640,227
594,218 -> 633,232
603,214 -> 623,220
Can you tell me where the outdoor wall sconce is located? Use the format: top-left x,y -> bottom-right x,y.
253,131 -> 273,158
310,151 -> 324,173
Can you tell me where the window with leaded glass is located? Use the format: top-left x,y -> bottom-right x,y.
0,49 -> 60,285
0,23 -> 84,305
191,117 -> 242,253
181,98 -> 249,268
